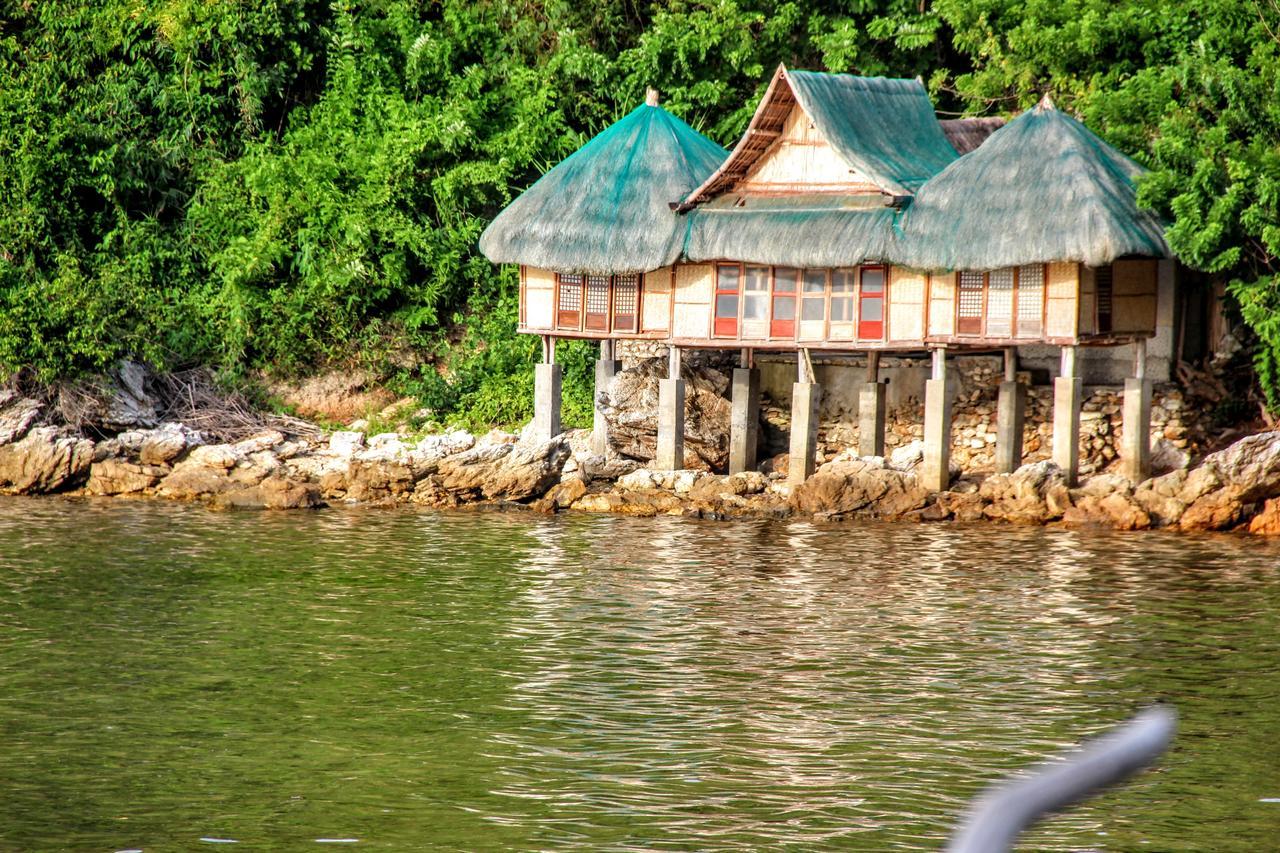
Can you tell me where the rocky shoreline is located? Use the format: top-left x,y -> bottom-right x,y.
3,373 -> 1280,535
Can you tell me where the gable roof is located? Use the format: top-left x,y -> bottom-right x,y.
478,102 -> 726,275
680,65 -> 958,207
895,96 -> 1171,271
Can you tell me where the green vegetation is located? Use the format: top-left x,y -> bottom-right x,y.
1,1 -> 1278,423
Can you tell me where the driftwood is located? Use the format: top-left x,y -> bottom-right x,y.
152,368 -> 323,443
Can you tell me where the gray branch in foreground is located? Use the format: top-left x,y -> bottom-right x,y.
946,705 -> 1177,853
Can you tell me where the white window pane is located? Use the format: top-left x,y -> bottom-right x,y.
802,297 -> 825,321
832,269 -> 854,293
745,266 -> 769,291
803,269 -> 827,293
717,265 -> 740,292
987,268 -> 1014,337
774,268 -> 798,293
743,293 -> 768,320
831,296 -> 852,322
716,294 -> 738,318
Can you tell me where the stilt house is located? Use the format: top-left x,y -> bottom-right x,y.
480,67 -> 1180,488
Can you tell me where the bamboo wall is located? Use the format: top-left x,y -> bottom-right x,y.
888,268 -> 926,341
1112,259 -> 1158,332
673,264 -> 714,339
735,105 -> 878,194
641,265 -> 673,332
927,271 -> 956,336
1046,262 -> 1078,338
522,265 -> 555,330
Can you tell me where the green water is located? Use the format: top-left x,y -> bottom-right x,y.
1,499 -> 1278,851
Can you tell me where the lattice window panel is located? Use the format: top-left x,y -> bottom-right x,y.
986,268 -> 1014,337
1016,264 -> 1044,337
558,275 -> 582,311
1096,265 -> 1114,333
613,275 -> 639,333
957,271 -> 984,335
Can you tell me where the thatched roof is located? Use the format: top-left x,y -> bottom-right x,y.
894,97 -> 1170,271
682,66 -> 957,207
684,195 -> 896,268
938,117 -> 1006,155
478,102 -> 726,274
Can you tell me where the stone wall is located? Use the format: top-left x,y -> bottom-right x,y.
759,355 -> 1206,476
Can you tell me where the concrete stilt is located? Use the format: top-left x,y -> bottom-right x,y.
922,348 -> 953,492
591,339 -> 620,456
1052,346 -> 1083,486
533,336 -> 562,442
858,352 -> 886,458
656,345 -> 685,471
1121,339 -> 1153,483
995,347 -> 1026,474
729,365 -> 760,475
786,349 -> 821,485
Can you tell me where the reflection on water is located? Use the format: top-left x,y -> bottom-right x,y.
0,498 -> 1278,850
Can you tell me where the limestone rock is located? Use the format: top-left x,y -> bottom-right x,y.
85,460 -> 167,496
95,361 -> 159,431
1151,439 -> 1190,476
597,359 -> 732,471
1196,431 -> 1280,502
531,477 -> 588,513
577,453 -> 641,482
1063,492 -> 1152,530
790,458 -> 928,518
139,424 -> 198,466
0,427 -> 90,493
185,444 -> 240,470
1179,487 -> 1247,532
1248,498 -> 1280,535
435,437 -> 570,502
979,461 -> 1072,524
328,430 -> 366,457
0,398 -> 43,445
0,427 -> 94,494
157,466 -> 236,500
216,477 -> 323,510
889,440 -> 924,471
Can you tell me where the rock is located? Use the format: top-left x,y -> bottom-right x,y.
578,454 -> 641,482
265,369 -> 396,423
936,490 -> 987,522
328,431 -> 366,457
617,468 -> 664,492
1195,431 -> 1280,503
185,444 -> 240,470
597,359 -> 732,471
96,362 -> 159,431
157,466 -> 236,500
231,430 -> 285,456
790,458 -> 928,518
85,460 -> 169,496
531,477 -> 588,513
671,470 -> 702,495
416,429 -> 475,460
139,424 -> 193,466
435,437 -> 570,502
1248,498 -> 1280,535
979,461 -> 1072,524
1179,487 -> 1246,532
1150,439 -> 1190,476
759,453 -> 789,477
216,477 -> 323,510
0,398 -> 43,445
0,427 -> 94,494
1063,492 -> 1152,530
479,428 -> 519,446
889,440 -> 924,471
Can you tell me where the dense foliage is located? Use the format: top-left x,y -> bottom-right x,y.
1,0 -> 1278,423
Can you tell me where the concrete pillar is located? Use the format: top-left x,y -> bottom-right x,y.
1052,346 -> 1083,486
729,367 -> 760,475
922,348 -> 953,492
591,339 -> 619,455
1121,339 -> 1152,483
533,337 -> 562,442
788,381 -> 821,485
656,345 -> 685,471
995,348 -> 1025,474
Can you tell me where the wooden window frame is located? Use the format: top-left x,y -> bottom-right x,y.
555,272 -> 644,334
1096,264 -> 1114,334
714,263 -> 741,338
1013,263 -> 1047,340
857,265 -> 886,341
770,267 -> 798,340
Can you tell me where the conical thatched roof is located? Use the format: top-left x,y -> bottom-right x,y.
895,98 -> 1170,271
479,102 -> 726,275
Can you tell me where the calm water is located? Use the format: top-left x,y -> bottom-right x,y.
0,499 -> 1278,851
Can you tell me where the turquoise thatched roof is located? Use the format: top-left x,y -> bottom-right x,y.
684,195 -> 897,268
786,70 -> 959,195
479,102 -> 726,275
894,97 -> 1171,271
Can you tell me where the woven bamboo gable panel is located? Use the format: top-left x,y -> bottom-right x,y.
642,266 -> 673,332
888,268 -> 925,341
1112,259 -> 1158,333
928,271 -> 955,336
673,264 -> 714,339
523,266 -> 555,330
736,105 -> 875,194
1045,262 -> 1079,338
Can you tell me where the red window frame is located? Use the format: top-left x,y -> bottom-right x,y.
858,266 -> 885,340
771,267 -> 798,339
714,264 -> 741,337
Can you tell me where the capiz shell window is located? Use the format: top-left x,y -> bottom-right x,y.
554,272 -> 643,334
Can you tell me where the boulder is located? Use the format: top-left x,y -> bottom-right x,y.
73,361 -> 158,432
1248,497 -> 1280,535
790,458 -> 929,518
139,424 -> 198,466
328,430 -> 366,457
85,460 -> 167,496
979,461 -> 1072,525
1063,492 -> 1152,530
0,427 -> 94,494
434,437 -> 570,502
157,466 -> 237,500
531,477 -> 588,513
0,398 -> 43,445
216,477 -> 323,510
1196,431 -> 1280,502
597,359 -> 732,471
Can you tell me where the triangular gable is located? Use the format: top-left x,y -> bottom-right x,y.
680,65 -> 957,209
